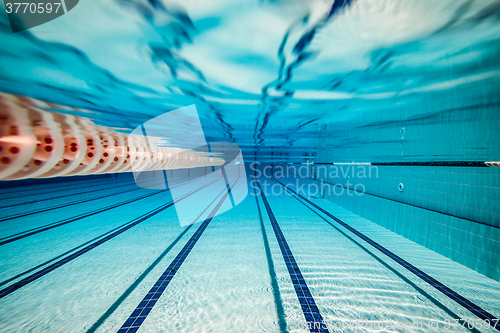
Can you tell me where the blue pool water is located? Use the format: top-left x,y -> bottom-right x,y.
1,0 -> 500,332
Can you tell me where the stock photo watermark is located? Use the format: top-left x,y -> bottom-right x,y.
287,317 -> 498,331
249,162 -> 379,199
3,0 -> 79,32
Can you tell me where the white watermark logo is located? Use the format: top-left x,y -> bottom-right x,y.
129,105 -> 248,226
4,0 -> 79,32
248,162 -> 378,200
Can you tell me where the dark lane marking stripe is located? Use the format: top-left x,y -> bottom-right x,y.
254,190 -> 288,333
0,177 -> 207,288
0,177 -> 203,245
221,166 -> 236,207
0,179 -> 149,209
0,179 -> 164,223
273,178 -> 500,332
117,179 -> 238,333
0,180 -> 134,201
278,182 -> 479,333
86,224 -> 196,333
0,177 -> 131,197
0,177 -> 134,201
0,209 -> 165,289
0,182 -> 167,246
257,181 -> 329,333
0,180 -> 217,300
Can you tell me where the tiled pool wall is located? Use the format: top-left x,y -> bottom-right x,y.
306,164 -> 500,282
264,98 -> 500,282
249,161 -> 499,282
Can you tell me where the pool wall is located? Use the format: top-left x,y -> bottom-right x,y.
247,155 -> 499,282
308,164 -> 500,282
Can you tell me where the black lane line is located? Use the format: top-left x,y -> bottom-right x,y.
0,178 -> 153,209
0,177 -> 129,197
0,211 -> 162,289
117,179 -> 238,333
256,180 -> 329,333
89,181 -> 233,333
0,178 -> 165,223
221,166 -> 236,207
0,178 -> 218,288
275,181 -> 479,333
0,179 -> 218,300
85,224 -> 196,333
0,177 -> 205,245
0,181 -> 169,246
274,178 -> 500,332
254,189 -> 288,333
0,177 -> 135,201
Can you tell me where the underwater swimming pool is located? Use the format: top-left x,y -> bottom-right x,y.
1,0 -> 500,332
0,171 -> 498,332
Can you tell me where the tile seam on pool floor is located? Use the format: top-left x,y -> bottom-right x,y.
116,178 -> 238,333
279,182 -> 479,333
0,179 -> 218,299
257,180 -> 330,333
273,178 -> 500,332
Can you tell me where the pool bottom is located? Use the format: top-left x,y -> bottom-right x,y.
0,176 -> 499,333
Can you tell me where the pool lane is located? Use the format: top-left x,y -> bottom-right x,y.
259,178 -> 481,333
257,180 -> 329,333
0,178 -> 165,222
0,176 -> 127,198
0,177 -> 143,208
116,179 -> 237,333
1,176 -> 499,333
102,182 -> 279,333
274,179 -> 500,332
0,177 -> 200,246
271,177 -> 500,332
0,178 -> 225,332
0,180 -> 164,242
0,178 -> 219,296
